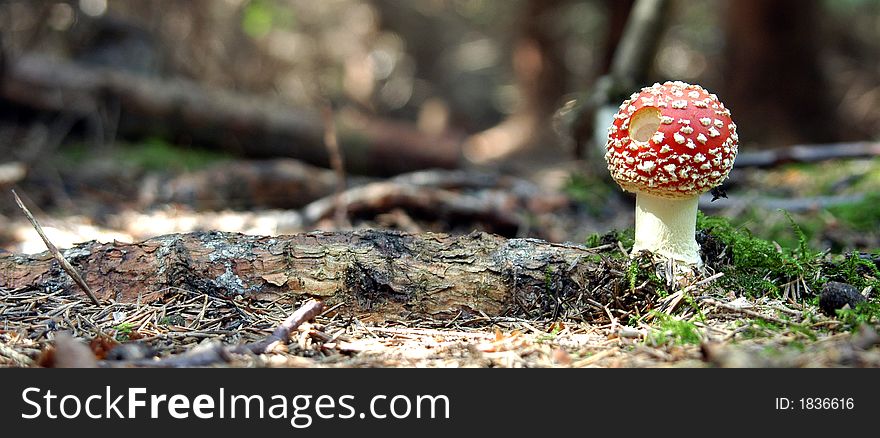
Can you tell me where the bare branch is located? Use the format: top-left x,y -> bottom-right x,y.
11,189 -> 101,306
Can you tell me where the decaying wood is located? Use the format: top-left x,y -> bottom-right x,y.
1,54 -> 461,176
0,230 -> 648,321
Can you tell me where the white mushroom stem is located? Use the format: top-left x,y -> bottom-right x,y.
632,192 -> 702,265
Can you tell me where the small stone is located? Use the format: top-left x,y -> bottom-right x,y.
105,342 -> 155,361
819,282 -> 866,316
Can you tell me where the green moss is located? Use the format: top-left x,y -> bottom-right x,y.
697,211 -> 824,297
823,252 -> 880,292
544,266 -> 554,293
626,255 -> 668,297
586,228 -> 634,252
645,312 -> 701,346
836,301 -> 880,330
113,322 -> 135,342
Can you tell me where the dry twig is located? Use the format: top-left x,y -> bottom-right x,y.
237,300 -> 325,355
321,103 -> 349,228
701,298 -> 790,325
12,189 -> 101,306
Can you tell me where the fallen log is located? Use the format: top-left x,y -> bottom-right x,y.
0,230 -> 647,321
1,54 -> 462,176
734,142 -> 880,168
151,158 -> 343,210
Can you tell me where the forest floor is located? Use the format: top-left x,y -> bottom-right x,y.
1,142 -> 880,368
2,283 -> 878,368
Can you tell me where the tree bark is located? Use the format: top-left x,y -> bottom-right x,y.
724,0 -> 841,146
0,230 -> 645,321
0,54 -> 462,176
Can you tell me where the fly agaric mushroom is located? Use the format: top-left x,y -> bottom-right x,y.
604,81 -> 738,265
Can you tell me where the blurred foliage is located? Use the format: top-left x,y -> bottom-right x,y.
242,0 -> 298,38
63,139 -> 228,172
2,0 -> 879,140
563,172 -> 613,216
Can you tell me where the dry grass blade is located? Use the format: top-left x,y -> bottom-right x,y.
0,342 -> 35,367
321,103 -> 349,228
11,189 -> 101,306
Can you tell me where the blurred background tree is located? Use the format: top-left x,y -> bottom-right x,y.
3,0 -> 879,162
2,0 -> 880,252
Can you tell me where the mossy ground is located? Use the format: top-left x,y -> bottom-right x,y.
584,208 -> 880,358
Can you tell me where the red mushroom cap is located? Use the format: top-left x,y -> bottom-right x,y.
604,81 -> 738,199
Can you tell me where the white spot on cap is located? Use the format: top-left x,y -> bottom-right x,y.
651,131 -> 665,144
696,133 -> 708,144
660,116 -> 674,124
672,100 -> 688,109
664,163 -> 676,174
674,132 -> 686,144
708,127 -> 721,138
637,160 -> 656,173
688,91 -> 700,99
700,118 -> 712,126
680,126 -> 694,135
693,153 -> 706,163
